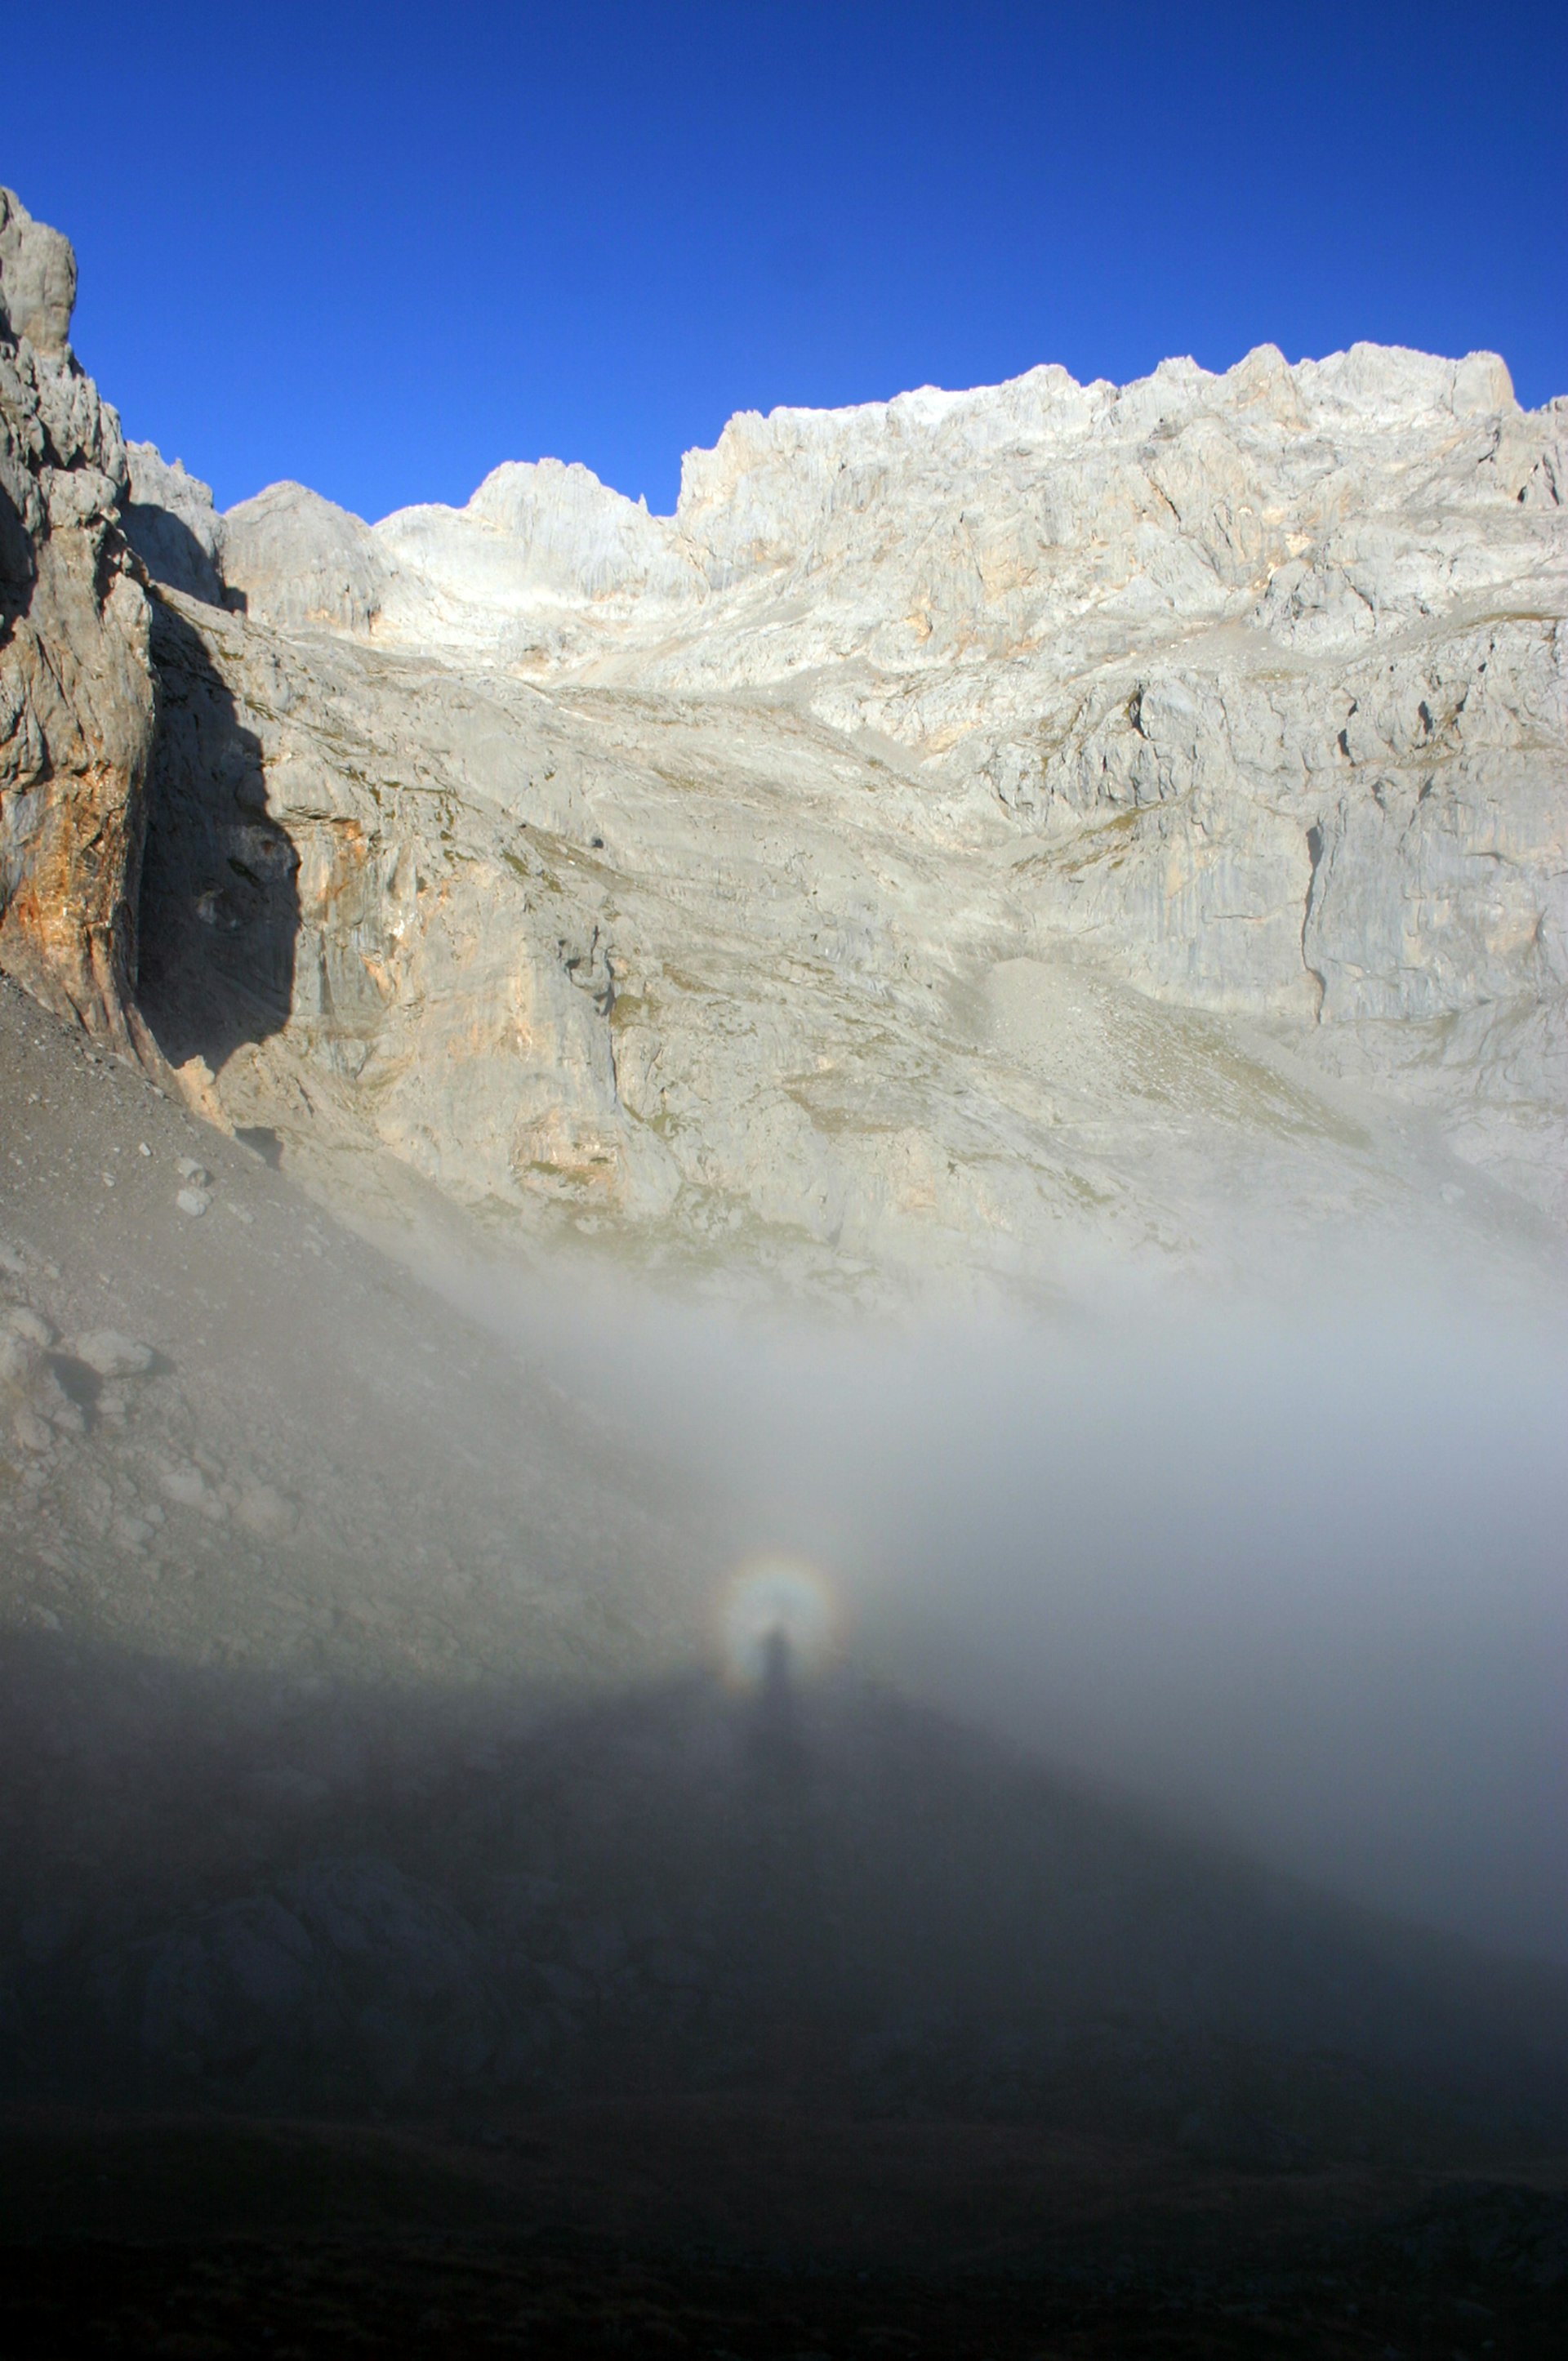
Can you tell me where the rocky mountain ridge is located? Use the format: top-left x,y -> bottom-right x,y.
5,186 -> 1566,1302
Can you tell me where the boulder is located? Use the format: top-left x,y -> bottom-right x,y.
71,1329 -> 154,1379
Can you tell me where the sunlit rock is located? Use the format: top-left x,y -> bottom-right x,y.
114,332 -> 1566,1294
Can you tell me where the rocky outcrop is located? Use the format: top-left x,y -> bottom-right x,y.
0,190 -> 154,1052
123,443 -> 225,606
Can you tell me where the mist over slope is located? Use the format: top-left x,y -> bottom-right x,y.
474,1261 -> 1568,1962
7,964 -> 1562,2177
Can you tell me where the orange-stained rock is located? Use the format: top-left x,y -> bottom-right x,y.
0,187 -> 155,1053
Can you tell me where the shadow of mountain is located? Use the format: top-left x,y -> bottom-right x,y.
121,503 -> 226,608
134,594 -> 299,1074
0,470 -> 34,637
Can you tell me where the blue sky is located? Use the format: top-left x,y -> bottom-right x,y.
9,2 -> 1564,519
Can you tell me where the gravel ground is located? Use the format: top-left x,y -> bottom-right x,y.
0,971 -> 717,1691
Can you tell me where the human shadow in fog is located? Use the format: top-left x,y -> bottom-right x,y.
724,1628 -> 844,2092
135,594 -> 300,1075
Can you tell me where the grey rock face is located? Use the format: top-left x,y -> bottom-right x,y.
0,189 -> 155,1051
114,340 -> 1565,1294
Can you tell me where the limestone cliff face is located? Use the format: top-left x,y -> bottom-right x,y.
130,338 -> 1568,1292
403,347 -> 1563,1052
0,192 -> 154,1051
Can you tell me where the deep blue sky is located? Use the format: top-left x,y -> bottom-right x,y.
8,2 -> 1565,519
